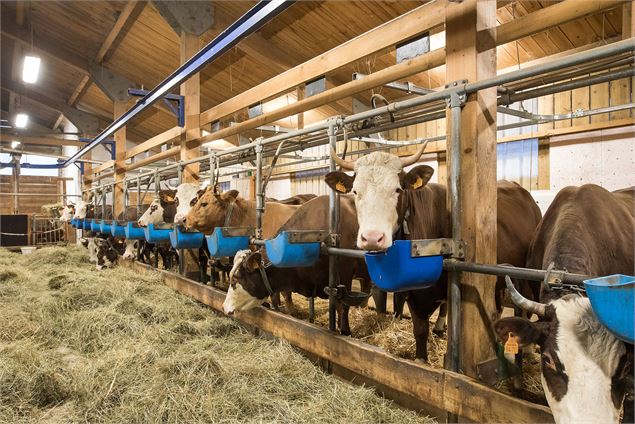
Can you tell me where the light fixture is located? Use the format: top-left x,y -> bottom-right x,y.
22,55 -> 41,84
15,113 -> 28,128
11,141 -> 21,149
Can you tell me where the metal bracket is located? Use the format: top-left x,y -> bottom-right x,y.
154,223 -> 174,230
411,238 -> 466,259
445,79 -> 468,108
328,233 -> 340,247
285,230 -> 329,244
128,88 -> 185,127
221,227 -> 255,238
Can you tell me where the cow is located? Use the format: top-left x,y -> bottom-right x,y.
59,204 -> 75,222
324,143 -> 542,361
136,190 -> 179,270
222,195 -> 372,335
184,188 -> 300,237
494,185 -> 634,424
266,194 -> 318,205
94,237 -> 126,270
173,183 -> 206,226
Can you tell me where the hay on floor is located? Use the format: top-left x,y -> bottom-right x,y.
0,246 -> 436,423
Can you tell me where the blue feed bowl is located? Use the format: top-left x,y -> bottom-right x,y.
170,226 -> 205,249
111,222 -> 126,237
124,222 -> 145,240
264,231 -> 321,268
584,274 -> 634,344
99,220 -> 112,234
144,223 -> 173,243
70,219 -> 78,228
206,227 -> 250,258
364,240 -> 443,292
90,220 -> 101,233
82,219 -> 92,231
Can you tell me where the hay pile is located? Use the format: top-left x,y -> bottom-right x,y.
0,246 -> 435,423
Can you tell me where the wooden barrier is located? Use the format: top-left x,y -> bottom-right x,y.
124,260 -> 554,423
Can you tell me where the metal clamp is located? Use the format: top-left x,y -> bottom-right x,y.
327,233 -> 340,247
411,238 -> 466,259
285,230 -> 329,244
445,79 -> 468,108
221,227 -> 255,238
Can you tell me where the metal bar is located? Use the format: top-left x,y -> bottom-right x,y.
327,118 -> 340,332
255,140 -> 264,239
64,0 -> 295,166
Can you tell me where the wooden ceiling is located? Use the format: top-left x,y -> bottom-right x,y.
0,1 -> 625,146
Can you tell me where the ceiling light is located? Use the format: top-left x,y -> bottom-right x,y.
15,113 -> 28,128
22,55 -> 41,84
11,141 -> 21,149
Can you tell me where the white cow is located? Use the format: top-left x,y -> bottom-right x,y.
122,239 -> 139,260
72,200 -> 92,219
59,204 -> 75,222
173,183 -> 204,226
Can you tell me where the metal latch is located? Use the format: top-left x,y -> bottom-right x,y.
411,238 -> 466,259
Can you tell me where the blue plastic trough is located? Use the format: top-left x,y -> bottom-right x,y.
170,226 -> 205,249
206,227 -> 252,258
364,240 -> 443,292
264,230 -> 323,268
111,222 -> 127,237
99,220 -> 112,234
124,222 -> 145,240
584,274 -> 634,344
70,219 -> 78,228
90,219 -> 102,233
144,223 -> 173,243
82,219 -> 92,231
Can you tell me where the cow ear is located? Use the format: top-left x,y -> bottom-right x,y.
159,191 -> 175,203
325,172 -> 355,193
220,190 -> 239,202
243,251 -> 262,273
401,165 -> 434,190
493,317 -> 544,348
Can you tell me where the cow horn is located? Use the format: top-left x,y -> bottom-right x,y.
400,140 -> 429,167
329,146 -> 355,170
505,275 -> 546,317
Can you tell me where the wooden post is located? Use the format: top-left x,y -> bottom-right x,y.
436,153 -> 447,185
537,138 -> 550,190
114,101 -> 127,219
180,32 -> 201,182
83,151 -> 92,200
296,85 -> 304,130
445,0 -> 498,379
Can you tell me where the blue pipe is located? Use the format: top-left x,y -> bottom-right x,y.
63,0 -> 294,168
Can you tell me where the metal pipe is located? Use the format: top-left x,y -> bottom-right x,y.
446,94 -> 462,376
136,175 -> 141,217
65,0 -> 294,166
327,118 -> 340,332
255,140 -> 264,239
443,260 -> 589,285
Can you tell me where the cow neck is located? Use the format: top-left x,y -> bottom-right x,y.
258,250 -> 294,294
395,192 -> 412,240
224,198 -> 250,227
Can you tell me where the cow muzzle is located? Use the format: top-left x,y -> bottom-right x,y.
174,214 -> 186,225
360,230 -> 389,251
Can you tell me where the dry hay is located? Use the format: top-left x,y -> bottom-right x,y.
285,294 -> 545,403
0,246 -> 435,424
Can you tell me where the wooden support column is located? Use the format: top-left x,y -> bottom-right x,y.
445,0 -> 498,379
436,153 -> 447,185
180,32 -> 201,183
114,101 -> 127,219
82,151 -> 92,200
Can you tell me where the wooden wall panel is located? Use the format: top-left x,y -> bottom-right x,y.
0,176 -> 64,215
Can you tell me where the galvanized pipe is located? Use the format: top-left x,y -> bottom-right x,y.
327,118 -> 341,332
255,140 -> 264,239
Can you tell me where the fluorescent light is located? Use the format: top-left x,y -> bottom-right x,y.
15,113 -> 28,128
22,56 -> 41,84
11,141 -> 21,149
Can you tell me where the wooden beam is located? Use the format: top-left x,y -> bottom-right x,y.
199,1 -> 446,125
96,1 -> 145,63
89,159 -> 115,176
125,146 -> 179,172
180,32 -> 201,183
537,138 -> 550,190
445,0 -> 498,378
0,134 -> 84,147
68,76 -> 91,107
52,113 -> 65,131
124,126 -> 184,160
114,101 -> 127,219
124,261 -> 553,423
497,117 -> 635,143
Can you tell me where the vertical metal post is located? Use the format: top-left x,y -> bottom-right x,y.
136,176 -> 141,217
327,118 -> 341,332
255,139 -> 264,239
209,154 -> 217,188
445,92 -> 464,382
101,185 -> 107,219
154,170 -> 160,197
123,180 -> 128,221
177,163 -> 185,276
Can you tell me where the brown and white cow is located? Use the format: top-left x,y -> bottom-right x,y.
184,188 -> 300,237
222,195 -> 372,335
59,204 -> 75,222
495,185 -> 634,424
137,190 -> 177,227
324,143 -> 542,360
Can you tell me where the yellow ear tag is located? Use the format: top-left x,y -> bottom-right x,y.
504,332 -> 519,355
412,176 -> 423,190
335,182 -> 347,193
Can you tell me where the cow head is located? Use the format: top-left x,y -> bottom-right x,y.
95,238 -> 118,270
495,277 -> 631,424
86,237 -> 98,263
137,192 -> 176,226
59,204 -> 75,222
122,240 -> 139,260
173,183 -> 206,226
223,250 -> 271,314
185,187 -> 240,233
324,142 -> 432,250
73,200 -> 93,219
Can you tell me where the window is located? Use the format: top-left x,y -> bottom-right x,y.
497,138 -> 539,190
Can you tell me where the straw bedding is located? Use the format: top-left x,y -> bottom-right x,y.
0,246 -> 435,423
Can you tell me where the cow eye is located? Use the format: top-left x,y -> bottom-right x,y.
175,198 -> 179,206
201,202 -> 208,207
352,190 -> 358,195
190,198 -> 197,206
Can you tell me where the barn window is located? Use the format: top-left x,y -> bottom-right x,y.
497,138 -> 539,190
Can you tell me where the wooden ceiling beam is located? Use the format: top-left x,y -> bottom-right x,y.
0,134 -> 85,147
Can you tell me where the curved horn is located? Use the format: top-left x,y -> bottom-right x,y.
329,146 -> 355,170
400,140 -> 429,167
505,275 -> 546,317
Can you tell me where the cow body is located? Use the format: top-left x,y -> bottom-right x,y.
495,184 -> 634,424
223,195 -> 370,334
267,194 -> 317,205
325,148 -> 541,360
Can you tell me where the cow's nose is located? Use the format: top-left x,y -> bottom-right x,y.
174,215 -> 186,225
360,231 -> 386,251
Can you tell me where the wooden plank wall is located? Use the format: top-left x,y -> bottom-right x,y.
0,175 -> 64,214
